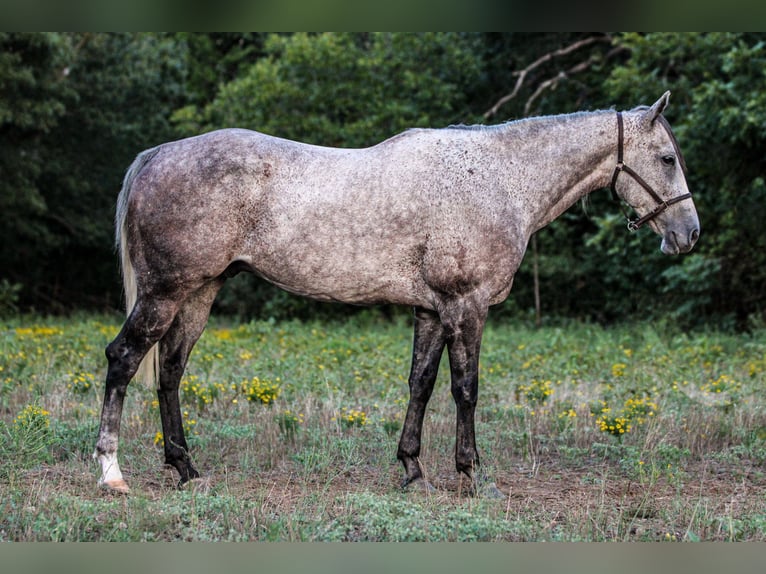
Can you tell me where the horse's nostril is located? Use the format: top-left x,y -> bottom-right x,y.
690,228 -> 700,244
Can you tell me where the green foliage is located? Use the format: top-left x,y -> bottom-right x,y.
0,403 -> 55,480
177,33 -> 266,107
328,492 -> 523,541
0,33 -> 189,311
183,32 -> 483,146
0,33 -> 74,261
0,279 -> 22,317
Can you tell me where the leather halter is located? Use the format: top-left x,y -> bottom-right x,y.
610,112 -> 693,231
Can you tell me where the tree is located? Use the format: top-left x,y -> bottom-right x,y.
171,33 -> 267,134
0,33 -> 189,311
0,33 -> 74,293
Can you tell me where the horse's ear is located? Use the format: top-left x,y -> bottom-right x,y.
643,91 -> 671,126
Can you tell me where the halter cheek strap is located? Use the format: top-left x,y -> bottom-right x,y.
610,112 -> 693,231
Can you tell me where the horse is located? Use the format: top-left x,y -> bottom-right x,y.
94,91 -> 699,495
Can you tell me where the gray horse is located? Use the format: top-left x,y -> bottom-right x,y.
95,92 -> 699,494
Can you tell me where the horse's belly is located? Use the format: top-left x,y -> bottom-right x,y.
243,248 -> 429,308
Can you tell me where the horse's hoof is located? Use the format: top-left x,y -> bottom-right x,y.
100,478 -> 130,494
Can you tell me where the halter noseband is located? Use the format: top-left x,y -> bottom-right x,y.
610,112 -> 693,231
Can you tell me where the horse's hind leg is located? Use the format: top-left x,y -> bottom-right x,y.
156,280 -> 223,487
95,298 -> 179,493
397,307 -> 447,489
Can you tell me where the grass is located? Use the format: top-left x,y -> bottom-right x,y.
1,312 -> 765,541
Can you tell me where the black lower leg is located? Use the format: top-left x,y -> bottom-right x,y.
452,382 -> 479,477
397,307 -> 446,486
443,297 -> 487,486
157,387 -> 199,484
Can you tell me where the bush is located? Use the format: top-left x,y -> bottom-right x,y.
0,279 -> 22,317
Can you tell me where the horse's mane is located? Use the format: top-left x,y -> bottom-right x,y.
445,110 -> 609,132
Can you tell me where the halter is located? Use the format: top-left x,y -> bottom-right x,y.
610,112 -> 693,231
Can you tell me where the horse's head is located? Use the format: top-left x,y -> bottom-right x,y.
612,91 -> 700,255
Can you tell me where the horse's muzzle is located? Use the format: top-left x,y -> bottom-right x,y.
662,225 -> 700,255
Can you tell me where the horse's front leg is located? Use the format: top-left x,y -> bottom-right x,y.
442,296 -> 503,498
397,307 -> 447,489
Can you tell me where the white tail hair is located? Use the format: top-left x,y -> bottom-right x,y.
115,146 -> 162,388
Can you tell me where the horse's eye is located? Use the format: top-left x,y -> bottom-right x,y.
661,155 -> 676,166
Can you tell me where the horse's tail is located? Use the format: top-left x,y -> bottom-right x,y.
116,146 -> 162,388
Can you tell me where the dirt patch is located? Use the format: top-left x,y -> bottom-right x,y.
137,454 -> 765,541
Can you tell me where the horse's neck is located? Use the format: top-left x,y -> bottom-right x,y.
496,111 -> 617,235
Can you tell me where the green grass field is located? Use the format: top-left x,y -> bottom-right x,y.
1,313 -> 764,541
